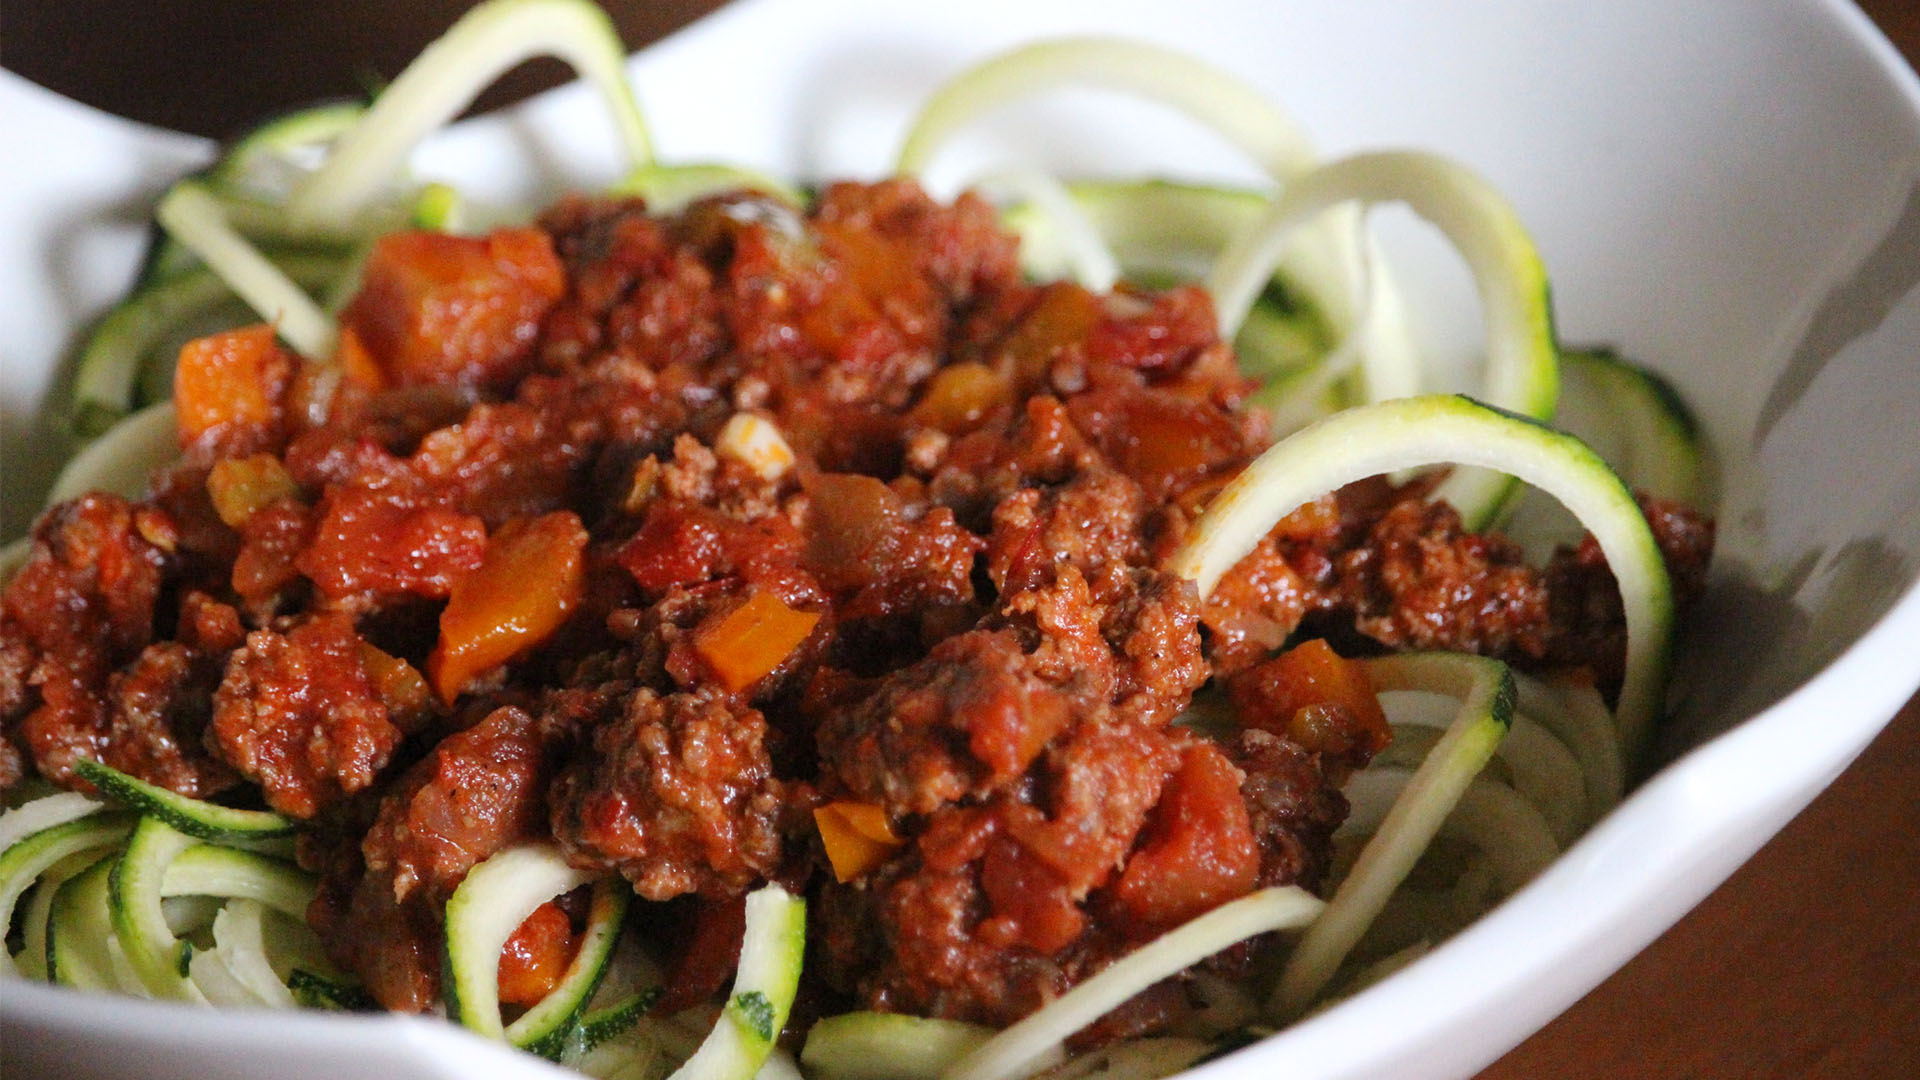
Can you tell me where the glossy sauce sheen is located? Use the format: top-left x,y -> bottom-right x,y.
0,181 -> 1710,1027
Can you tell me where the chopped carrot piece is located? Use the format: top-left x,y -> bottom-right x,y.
815,800 -> 904,882
428,511 -> 587,703
205,454 -> 300,528
497,900 -> 580,1009
1228,638 -> 1391,763
1109,744 -> 1260,932
693,589 -> 820,693
173,324 -> 292,447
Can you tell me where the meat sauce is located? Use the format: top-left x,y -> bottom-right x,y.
0,180 -> 1711,1028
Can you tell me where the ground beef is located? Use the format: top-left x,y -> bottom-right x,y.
0,627 -> 37,759
95,642 -> 236,797
313,705 -> 564,1011
211,613 -> 402,817
1541,494 -> 1717,690
1229,728 -> 1350,894
818,726 -> 1252,1026
1334,498 -> 1554,660
814,630 -> 1075,816
1,494 -> 176,788
549,686 -> 793,900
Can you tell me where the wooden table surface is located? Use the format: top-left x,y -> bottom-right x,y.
4,2 -> 1918,1077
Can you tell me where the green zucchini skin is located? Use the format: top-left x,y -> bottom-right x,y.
75,759 -> 297,844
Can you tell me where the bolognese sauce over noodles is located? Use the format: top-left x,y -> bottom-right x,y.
0,179 -> 1709,1030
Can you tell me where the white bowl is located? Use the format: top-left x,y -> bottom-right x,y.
6,1 -> 1920,1077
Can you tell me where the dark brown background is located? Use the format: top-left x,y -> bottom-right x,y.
4,2 -> 1918,1076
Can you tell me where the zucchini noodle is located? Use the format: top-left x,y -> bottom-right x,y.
286,0 -> 653,227
155,185 -> 339,360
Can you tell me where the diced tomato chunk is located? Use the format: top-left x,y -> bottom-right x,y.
341,227 -> 565,388
1068,385 -> 1243,486
616,503 -> 729,593
428,511 -> 588,703
1227,638 -> 1391,770
1108,744 -> 1259,933
497,900 -> 580,1009
981,824 -> 1087,954
655,896 -> 746,1016
616,501 -> 806,597
174,324 -> 293,452
297,487 -> 487,604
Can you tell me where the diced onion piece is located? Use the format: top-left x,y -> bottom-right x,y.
941,887 -> 1324,1080
288,0 -> 652,226
206,454 -> 301,528
1166,394 -> 1672,750
716,414 -> 796,481
155,184 -> 339,360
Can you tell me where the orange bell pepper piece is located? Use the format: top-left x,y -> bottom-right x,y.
815,800 -> 904,882
693,589 -> 820,693
428,511 -> 587,703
